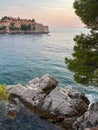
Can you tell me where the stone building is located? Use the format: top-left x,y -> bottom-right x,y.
0,16 -> 49,34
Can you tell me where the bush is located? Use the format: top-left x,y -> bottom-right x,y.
0,84 -> 9,101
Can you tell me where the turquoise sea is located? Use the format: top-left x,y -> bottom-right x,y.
0,27 -> 98,103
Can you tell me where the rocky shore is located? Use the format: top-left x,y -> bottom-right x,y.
6,74 -> 98,130
0,30 -> 49,34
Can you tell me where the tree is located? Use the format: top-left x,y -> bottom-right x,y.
21,24 -> 28,30
21,24 -> 31,31
18,17 -> 20,21
1,16 -> 7,21
28,24 -> 31,30
66,31 -> 98,85
74,0 -> 98,29
66,0 -> 98,86
31,19 -> 35,22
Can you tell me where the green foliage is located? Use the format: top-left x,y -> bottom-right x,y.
28,24 -> 31,30
31,19 -> 35,22
21,24 -> 31,30
1,16 -> 8,21
0,84 -> 9,101
21,24 -> 28,30
0,26 -> 6,30
74,0 -> 98,29
66,0 -> 98,86
66,31 -> 98,85
18,17 -> 20,21
1,16 -> 12,21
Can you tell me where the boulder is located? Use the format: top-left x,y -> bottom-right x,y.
7,84 -> 27,97
39,87 -> 89,117
73,102 -> 98,130
27,73 -> 58,93
0,102 -> 61,130
7,74 -> 89,130
7,74 -> 58,110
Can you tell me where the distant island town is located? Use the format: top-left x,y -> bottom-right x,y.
0,16 -> 49,34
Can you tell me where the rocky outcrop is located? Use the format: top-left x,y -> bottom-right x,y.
73,102 -> 98,130
0,102 -> 61,130
7,74 -> 90,130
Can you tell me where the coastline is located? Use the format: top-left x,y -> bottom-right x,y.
0,30 -> 49,34
0,32 -> 49,34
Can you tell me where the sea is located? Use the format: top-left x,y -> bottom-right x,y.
0,27 -> 98,130
0,27 -> 98,103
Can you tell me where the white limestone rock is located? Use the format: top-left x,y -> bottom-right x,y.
7,74 -> 89,130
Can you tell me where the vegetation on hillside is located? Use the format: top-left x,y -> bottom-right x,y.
0,16 -> 35,22
66,0 -> 98,86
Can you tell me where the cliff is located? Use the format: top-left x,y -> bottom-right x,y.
0,16 -> 49,34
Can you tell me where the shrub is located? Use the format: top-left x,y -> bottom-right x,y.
0,84 -> 9,101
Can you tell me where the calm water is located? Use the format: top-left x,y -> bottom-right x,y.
0,27 -> 98,102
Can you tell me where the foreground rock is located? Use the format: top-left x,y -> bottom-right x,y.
73,102 -> 98,130
7,74 -> 90,129
0,102 -> 61,130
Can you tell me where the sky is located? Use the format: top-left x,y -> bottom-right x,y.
0,0 -> 84,27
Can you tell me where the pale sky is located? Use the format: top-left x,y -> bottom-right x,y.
0,0 -> 84,27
